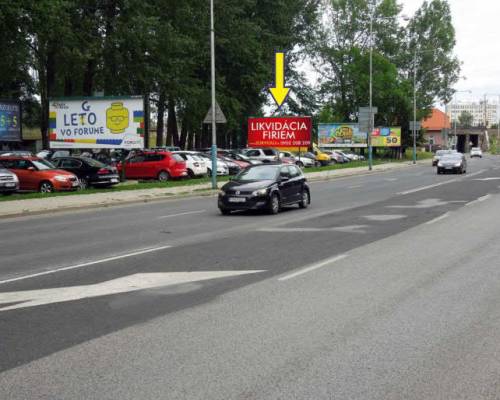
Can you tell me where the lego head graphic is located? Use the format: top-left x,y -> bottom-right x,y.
106,102 -> 129,134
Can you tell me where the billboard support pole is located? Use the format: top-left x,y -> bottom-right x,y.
144,94 -> 150,149
210,0 -> 217,190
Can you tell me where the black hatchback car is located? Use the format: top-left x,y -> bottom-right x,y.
218,164 -> 310,215
52,156 -> 120,189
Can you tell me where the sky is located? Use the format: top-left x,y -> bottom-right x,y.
401,0 -> 500,104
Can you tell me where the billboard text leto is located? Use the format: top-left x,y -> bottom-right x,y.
371,127 -> 401,147
318,123 -> 367,148
49,97 -> 144,149
247,116 -> 311,149
0,101 -> 21,142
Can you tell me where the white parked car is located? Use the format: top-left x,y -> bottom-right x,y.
242,148 -> 280,163
196,153 -> 229,176
470,147 -> 482,158
280,151 -> 314,168
173,152 -> 208,177
339,150 -> 360,161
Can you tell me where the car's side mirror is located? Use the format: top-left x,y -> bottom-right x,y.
280,175 -> 290,182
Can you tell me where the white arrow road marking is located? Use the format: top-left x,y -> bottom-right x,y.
426,212 -> 451,225
397,170 -> 486,195
0,270 -> 265,312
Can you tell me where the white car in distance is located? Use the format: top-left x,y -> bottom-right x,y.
173,152 -> 209,178
470,147 -> 482,158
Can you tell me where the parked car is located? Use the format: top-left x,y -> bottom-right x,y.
470,147 -> 483,158
226,152 -> 262,165
173,151 -> 208,178
323,150 -> 349,164
437,153 -> 467,174
432,149 -> 454,166
280,151 -> 313,168
117,151 -> 188,181
151,146 -> 181,152
218,164 -> 310,215
0,167 -> 19,195
0,156 -> 78,193
337,150 -> 360,161
242,148 -> 280,163
219,155 -> 251,170
195,153 -> 229,176
312,145 -> 331,166
0,150 -> 33,157
51,156 -> 120,189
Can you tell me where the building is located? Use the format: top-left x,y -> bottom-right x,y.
445,99 -> 499,128
421,108 -> 451,150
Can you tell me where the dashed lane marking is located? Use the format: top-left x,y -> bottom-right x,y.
278,254 -> 348,281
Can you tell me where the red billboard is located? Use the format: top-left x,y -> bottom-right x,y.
248,116 -> 312,149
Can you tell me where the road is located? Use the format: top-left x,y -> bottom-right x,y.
2,156 -> 500,399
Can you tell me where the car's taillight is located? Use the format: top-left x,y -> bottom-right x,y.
97,168 -> 110,175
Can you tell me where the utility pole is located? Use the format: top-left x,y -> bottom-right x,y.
368,7 -> 373,171
209,0 -> 217,189
412,46 -> 417,164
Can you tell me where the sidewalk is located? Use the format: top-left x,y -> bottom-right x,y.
0,160 -> 428,218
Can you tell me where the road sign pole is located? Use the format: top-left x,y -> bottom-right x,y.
210,0 -> 217,189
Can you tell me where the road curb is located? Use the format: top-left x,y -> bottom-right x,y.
0,160 -> 430,219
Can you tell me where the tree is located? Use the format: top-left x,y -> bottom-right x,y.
458,111 -> 473,128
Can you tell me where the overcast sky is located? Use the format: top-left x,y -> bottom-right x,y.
401,0 -> 499,104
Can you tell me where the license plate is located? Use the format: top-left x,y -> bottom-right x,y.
228,197 -> 246,203
2,182 -> 16,187
110,178 -> 119,183
445,166 -> 452,170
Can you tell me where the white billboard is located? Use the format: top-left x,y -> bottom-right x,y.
49,96 -> 144,149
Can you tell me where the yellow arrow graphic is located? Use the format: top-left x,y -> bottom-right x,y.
269,52 -> 290,107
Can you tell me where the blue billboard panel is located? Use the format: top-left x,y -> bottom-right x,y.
0,101 -> 21,142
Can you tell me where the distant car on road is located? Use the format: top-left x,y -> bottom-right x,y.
437,153 -> 467,174
470,147 -> 483,158
0,167 -> 19,195
0,156 -> 78,193
218,164 -> 310,215
117,151 -> 188,181
52,156 -> 120,189
432,149 -> 455,166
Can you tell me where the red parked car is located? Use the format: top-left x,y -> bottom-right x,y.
118,151 -> 188,181
0,156 -> 79,193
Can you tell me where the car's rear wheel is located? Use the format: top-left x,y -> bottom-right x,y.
207,168 -> 212,177
187,169 -> 195,178
299,190 -> 310,209
268,193 -> 280,215
39,181 -> 54,193
296,161 -> 304,168
158,170 -> 170,182
79,178 -> 89,190
314,161 -> 321,167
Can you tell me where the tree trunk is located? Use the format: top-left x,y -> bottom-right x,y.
167,98 -> 179,147
83,59 -> 95,96
40,47 -> 56,150
179,118 -> 189,149
64,76 -> 73,96
103,0 -> 117,95
187,128 -> 194,150
156,92 -> 166,147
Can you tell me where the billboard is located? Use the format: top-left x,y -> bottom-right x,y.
0,100 -> 21,142
248,116 -> 311,149
49,97 -> 144,149
371,127 -> 401,147
318,123 -> 367,148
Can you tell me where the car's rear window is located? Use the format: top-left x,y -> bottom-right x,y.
172,154 -> 184,162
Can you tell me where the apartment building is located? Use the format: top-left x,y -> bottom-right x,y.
445,100 -> 499,128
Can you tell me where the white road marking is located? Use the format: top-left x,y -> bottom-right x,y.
425,212 -> 451,225
466,194 -> 492,207
259,225 -> 368,234
278,254 -> 348,281
0,245 -> 173,286
385,178 -> 398,181
348,185 -> 362,189
363,214 -> 407,221
474,177 -> 500,181
0,270 -> 265,311
397,169 -> 486,195
157,210 -> 206,219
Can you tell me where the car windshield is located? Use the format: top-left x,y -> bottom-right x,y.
235,165 -> 279,181
32,159 -> 56,170
472,147 -> 480,151
442,154 -> 462,160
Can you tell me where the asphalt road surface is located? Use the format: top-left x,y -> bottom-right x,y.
2,156 -> 500,399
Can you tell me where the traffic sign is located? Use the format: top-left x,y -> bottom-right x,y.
203,100 -> 227,124
409,121 -> 421,130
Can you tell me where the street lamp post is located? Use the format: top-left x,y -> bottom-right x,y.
209,0 -> 217,190
412,46 -> 417,164
368,11 -> 373,171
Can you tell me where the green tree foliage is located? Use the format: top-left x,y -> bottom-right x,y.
458,110 -> 473,128
315,0 -> 460,146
